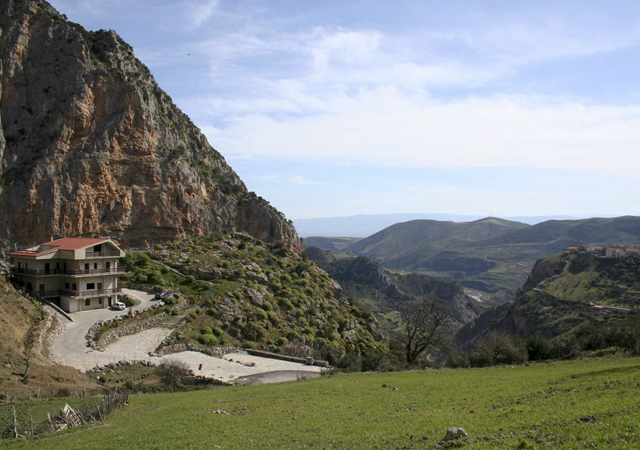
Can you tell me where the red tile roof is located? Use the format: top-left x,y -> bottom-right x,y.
10,237 -> 111,257
42,237 -> 108,251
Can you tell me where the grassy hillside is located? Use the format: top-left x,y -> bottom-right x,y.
5,357 -> 640,449
534,251 -> 640,309
0,277 -> 90,397
347,216 -> 640,303
348,217 -> 528,264
121,233 -> 387,362
303,236 -> 361,252
458,247 -> 640,350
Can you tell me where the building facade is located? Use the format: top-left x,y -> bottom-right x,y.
10,238 -> 125,313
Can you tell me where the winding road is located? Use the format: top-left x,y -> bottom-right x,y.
49,288 -> 323,383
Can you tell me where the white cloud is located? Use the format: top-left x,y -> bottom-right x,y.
310,29 -> 383,69
186,0 -> 219,28
205,90 -> 640,175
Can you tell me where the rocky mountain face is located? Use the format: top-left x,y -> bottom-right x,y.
0,0 -> 300,253
306,246 -> 481,331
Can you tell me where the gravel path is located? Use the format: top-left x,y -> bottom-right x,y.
49,288 -> 323,382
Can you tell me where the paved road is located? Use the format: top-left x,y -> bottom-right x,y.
49,289 -> 324,382
50,288 -> 166,370
162,351 -> 323,383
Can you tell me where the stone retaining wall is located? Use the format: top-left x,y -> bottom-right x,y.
159,343 -> 239,358
86,305 -> 167,350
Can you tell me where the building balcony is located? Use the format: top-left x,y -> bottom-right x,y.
11,267 -> 125,277
61,287 -> 122,299
34,287 -> 122,299
85,250 -> 121,258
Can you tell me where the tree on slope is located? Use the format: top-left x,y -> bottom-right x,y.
157,360 -> 190,392
399,295 -> 450,364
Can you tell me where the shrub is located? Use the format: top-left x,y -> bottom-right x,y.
200,326 -> 213,335
56,387 -> 72,398
156,360 -> 190,392
281,341 -> 313,358
361,348 -> 393,372
121,296 -> 136,307
198,334 -> 218,345
474,331 -> 528,366
278,298 -> 294,311
163,296 -> 178,306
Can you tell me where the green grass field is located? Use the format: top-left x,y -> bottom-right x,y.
3,357 -> 640,449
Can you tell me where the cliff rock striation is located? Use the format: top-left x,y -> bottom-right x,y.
0,0 -> 300,252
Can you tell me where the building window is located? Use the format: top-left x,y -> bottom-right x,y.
84,263 -> 89,270
97,282 -> 103,290
87,282 -> 95,290
98,298 -> 103,305
106,261 -> 111,269
94,263 -> 98,269
85,299 -> 90,306
72,283 -> 77,290
65,282 -> 70,289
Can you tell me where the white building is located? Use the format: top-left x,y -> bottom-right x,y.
10,237 -> 125,312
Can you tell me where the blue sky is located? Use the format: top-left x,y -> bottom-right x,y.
50,0 -> 640,220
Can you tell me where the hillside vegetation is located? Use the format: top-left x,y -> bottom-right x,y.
5,357 -> 640,449
307,247 -> 481,335
0,277 -> 89,397
121,233 -> 387,366
345,216 -> 640,303
303,236 -> 361,252
458,247 -> 640,355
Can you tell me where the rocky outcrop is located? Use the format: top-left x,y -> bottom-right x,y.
0,0 -> 300,252
308,247 -> 481,327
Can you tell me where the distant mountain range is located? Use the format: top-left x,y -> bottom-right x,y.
306,216 -> 640,303
294,213 -> 585,238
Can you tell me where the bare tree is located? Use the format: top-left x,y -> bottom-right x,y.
399,295 -> 451,364
476,330 -> 525,365
156,360 -> 190,392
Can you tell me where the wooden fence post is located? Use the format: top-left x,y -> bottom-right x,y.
12,406 -> 19,438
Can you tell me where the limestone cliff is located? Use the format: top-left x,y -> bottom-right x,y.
0,0 -> 301,252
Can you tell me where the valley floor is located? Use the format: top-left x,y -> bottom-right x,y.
3,357 -> 639,449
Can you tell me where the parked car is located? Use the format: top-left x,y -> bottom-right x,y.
155,291 -> 171,300
112,301 -> 126,310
